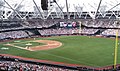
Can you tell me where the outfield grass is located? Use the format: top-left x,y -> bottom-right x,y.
0,36 -> 120,67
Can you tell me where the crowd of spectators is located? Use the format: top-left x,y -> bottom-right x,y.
0,31 -> 29,40
0,19 -> 120,40
0,61 -> 78,71
80,28 -> 98,35
0,22 -> 23,31
0,56 -> 120,71
39,28 -> 98,36
26,19 -> 58,28
0,19 -> 58,31
82,19 -> 120,28
101,29 -> 120,36
39,28 -> 73,35
0,19 -> 120,30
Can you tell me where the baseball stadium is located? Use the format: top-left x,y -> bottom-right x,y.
0,0 -> 120,71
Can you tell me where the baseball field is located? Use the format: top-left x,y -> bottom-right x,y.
0,35 -> 120,67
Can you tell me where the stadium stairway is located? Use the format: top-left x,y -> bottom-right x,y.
94,29 -> 106,35
24,29 -> 41,37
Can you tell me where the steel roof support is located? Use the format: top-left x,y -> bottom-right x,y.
95,0 -> 102,19
105,2 -> 120,19
0,1 -> 4,19
4,0 -> 23,19
33,0 -> 44,19
45,5 -> 55,19
54,0 -> 64,19
83,3 -> 95,19
73,4 -> 83,18
54,5 -> 64,19
65,0 -> 70,19
108,3 -> 120,11
0,11 -> 3,19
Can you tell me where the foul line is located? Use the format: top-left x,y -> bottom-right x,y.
4,44 -> 33,51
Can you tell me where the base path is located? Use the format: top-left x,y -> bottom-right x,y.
27,40 -> 62,51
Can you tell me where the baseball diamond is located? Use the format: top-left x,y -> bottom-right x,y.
4,40 -> 62,51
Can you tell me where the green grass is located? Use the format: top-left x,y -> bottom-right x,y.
0,35 -> 120,67
10,41 -> 44,48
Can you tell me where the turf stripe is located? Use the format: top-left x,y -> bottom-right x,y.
39,52 -> 100,67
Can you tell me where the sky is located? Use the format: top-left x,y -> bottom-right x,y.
1,0 -> 120,12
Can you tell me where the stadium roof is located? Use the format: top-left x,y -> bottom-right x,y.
1,0 -> 120,12
1,0 -> 120,19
